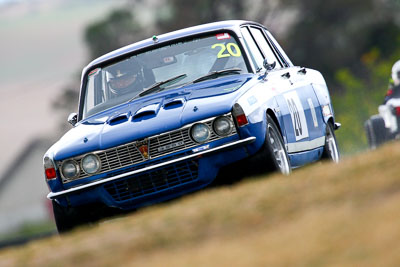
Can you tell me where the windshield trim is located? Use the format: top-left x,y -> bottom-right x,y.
78,29 -> 252,121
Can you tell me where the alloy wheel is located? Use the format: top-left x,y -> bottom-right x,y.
268,123 -> 290,175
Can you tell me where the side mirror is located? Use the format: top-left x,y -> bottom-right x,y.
263,59 -> 276,71
67,113 -> 77,127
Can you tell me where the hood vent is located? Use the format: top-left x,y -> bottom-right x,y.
108,114 -> 129,125
132,110 -> 156,120
164,99 -> 183,110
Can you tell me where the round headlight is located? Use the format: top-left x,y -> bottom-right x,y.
213,116 -> 233,136
81,154 -> 101,174
190,123 -> 211,143
61,160 -> 80,179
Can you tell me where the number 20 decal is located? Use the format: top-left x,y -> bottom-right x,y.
284,91 -> 309,141
212,43 -> 241,58
287,98 -> 302,137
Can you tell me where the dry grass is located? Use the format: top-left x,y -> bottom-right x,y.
1,142 -> 400,266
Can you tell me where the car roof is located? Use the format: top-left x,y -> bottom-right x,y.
83,20 -> 264,73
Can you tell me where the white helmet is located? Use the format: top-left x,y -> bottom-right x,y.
391,60 -> 400,86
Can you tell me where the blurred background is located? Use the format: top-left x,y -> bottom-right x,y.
1,0 -> 400,243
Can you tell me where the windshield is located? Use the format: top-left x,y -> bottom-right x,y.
81,32 -> 248,119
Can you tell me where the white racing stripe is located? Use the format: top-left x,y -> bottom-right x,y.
307,98 -> 318,128
286,136 -> 325,153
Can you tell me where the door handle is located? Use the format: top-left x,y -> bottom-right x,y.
281,72 -> 290,79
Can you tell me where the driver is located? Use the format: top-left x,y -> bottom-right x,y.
384,59 -> 400,104
106,59 -> 144,97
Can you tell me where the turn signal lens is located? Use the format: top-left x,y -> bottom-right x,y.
44,156 -> 57,180
322,105 -> 332,117
45,168 -> 57,179
232,103 -> 248,127
236,114 -> 248,127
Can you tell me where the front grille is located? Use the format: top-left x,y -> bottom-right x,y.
59,114 -> 236,183
69,144 -> 146,181
103,160 -> 199,202
148,120 -> 223,158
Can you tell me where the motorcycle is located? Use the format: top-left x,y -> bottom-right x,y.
365,98 -> 400,149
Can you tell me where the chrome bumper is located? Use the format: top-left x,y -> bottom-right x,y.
47,136 -> 256,200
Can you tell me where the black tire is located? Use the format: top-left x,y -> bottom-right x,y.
263,114 -> 291,175
52,200 -> 89,233
365,115 -> 387,149
322,122 -> 340,162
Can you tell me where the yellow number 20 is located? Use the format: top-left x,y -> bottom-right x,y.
212,43 -> 241,58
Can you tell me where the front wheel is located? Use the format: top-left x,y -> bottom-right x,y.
52,200 -> 89,233
322,122 -> 340,163
264,114 -> 291,175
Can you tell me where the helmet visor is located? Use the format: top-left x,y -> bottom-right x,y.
109,73 -> 137,90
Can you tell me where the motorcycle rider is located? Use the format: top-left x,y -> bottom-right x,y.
384,59 -> 400,104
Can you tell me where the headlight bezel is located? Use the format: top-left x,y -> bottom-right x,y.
61,159 -> 80,180
81,153 -> 101,175
213,116 -> 234,136
190,122 -> 211,143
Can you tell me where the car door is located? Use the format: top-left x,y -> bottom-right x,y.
276,67 -> 326,154
239,25 -> 293,145
247,26 -> 325,154
264,29 -> 326,150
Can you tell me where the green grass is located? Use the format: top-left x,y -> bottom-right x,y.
1,141 -> 400,266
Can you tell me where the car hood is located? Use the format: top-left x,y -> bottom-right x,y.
50,74 -> 258,160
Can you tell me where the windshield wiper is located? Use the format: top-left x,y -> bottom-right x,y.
129,73 -> 187,101
190,68 -> 242,84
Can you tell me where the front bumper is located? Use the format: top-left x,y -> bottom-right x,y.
48,136 -> 256,201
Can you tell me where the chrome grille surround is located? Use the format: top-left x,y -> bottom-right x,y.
58,114 -> 237,183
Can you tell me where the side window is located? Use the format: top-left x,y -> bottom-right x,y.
241,27 -> 264,71
84,77 -> 94,116
250,27 -> 282,68
265,30 -> 293,67
84,71 -> 99,115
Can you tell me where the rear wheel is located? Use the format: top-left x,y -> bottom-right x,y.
264,114 -> 291,175
365,115 -> 387,149
322,122 -> 340,162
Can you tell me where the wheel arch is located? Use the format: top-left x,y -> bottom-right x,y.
327,116 -> 335,127
266,108 -> 283,137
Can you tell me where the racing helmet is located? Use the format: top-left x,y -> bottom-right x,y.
107,59 -> 143,96
391,59 -> 400,86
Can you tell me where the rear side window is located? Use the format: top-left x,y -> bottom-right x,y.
249,27 -> 282,68
265,30 -> 293,67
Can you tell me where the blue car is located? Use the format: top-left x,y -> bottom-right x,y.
43,20 -> 340,232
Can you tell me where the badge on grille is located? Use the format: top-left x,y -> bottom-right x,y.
136,139 -> 149,159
